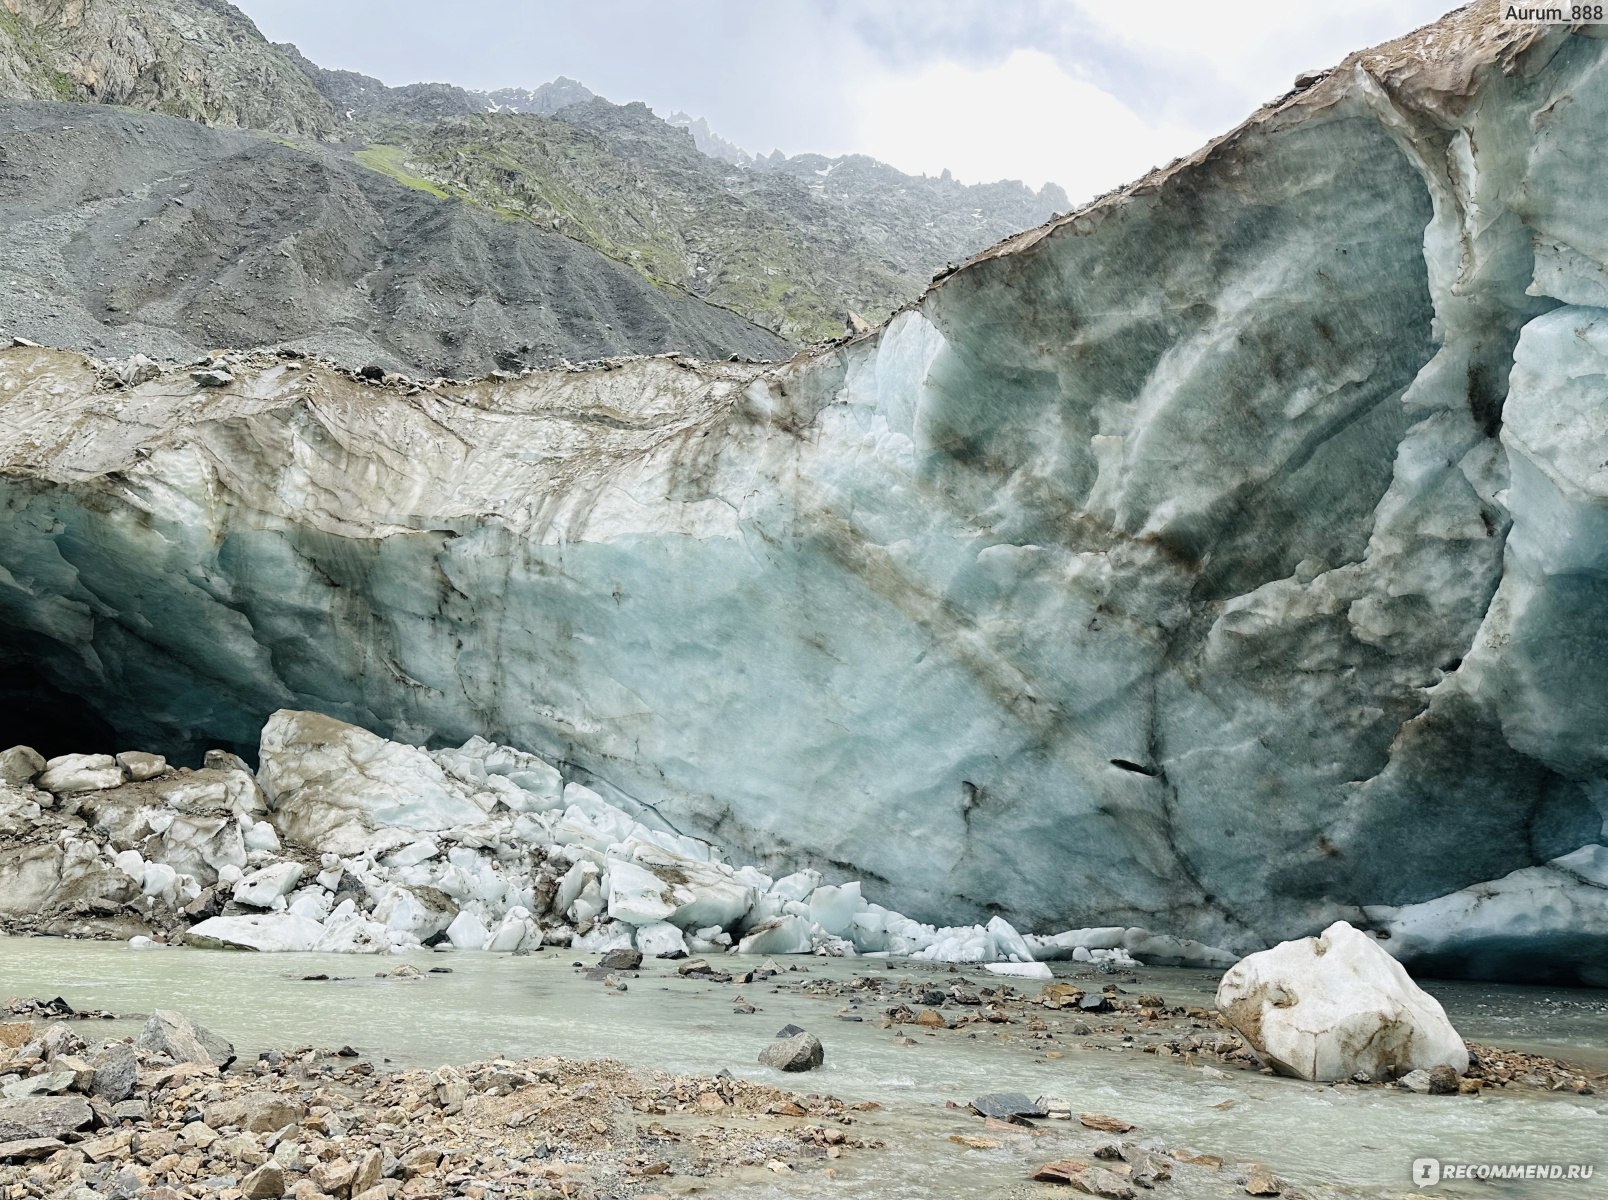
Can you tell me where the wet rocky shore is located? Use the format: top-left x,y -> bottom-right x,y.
3,947 -> 1603,1200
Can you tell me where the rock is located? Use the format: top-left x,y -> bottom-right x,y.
205,1093 -> 305,1133
1216,921 -> 1468,1081
204,749 -> 253,773
114,354 -> 162,387
88,1043 -> 137,1100
0,1137 -> 64,1161
37,753 -> 124,795
351,1148 -> 383,1194
758,1032 -> 824,1072
9,336 -> 39,348
1,1071 -> 74,1099
135,1010 -> 235,1070
358,364 -> 387,381
1031,1160 -> 1138,1198
1428,1063 -> 1460,1094
1397,1068 -> 1433,1093
1079,1113 -> 1136,1133
1245,1166 -> 1282,1195
114,751 -> 167,781
0,1095 -> 93,1142
0,746 -> 45,786
110,1099 -> 149,1122
311,1158 -> 356,1192
845,311 -> 872,336
598,947 -> 643,971
969,1092 -> 1047,1122
191,367 -> 234,387
241,1161 -> 285,1198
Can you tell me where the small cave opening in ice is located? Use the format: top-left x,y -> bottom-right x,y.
0,659 -> 121,760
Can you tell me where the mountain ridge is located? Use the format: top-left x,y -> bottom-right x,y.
0,0 -> 1070,344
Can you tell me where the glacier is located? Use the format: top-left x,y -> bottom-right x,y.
1,4 -> 1606,980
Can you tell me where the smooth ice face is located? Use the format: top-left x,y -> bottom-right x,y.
0,10 -> 1606,979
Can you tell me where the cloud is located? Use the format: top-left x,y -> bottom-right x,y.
848,49 -> 1200,198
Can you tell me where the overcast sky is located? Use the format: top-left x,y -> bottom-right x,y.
245,0 -> 1456,203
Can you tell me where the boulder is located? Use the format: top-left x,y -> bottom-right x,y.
37,753 -> 124,795
597,947 -> 643,971
969,1092 -> 1048,1122
758,1031 -> 824,1072
135,1010 -> 235,1070
0,1095 -> 92,1142
204,1093 -> 305,1133
0,746 -> 45,787
1215,921 -> 1467,1081
88,1042 -> 138,1101
114,751 -> 167,782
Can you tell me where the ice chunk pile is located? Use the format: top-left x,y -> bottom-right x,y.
0,709 -> 1235,965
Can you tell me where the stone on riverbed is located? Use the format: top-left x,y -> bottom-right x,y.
135,1010 -> 234,1070
969,1092 -> 1047,1122
598,947 -> 643,971
1215,921 -> 1467,1082
758,1032 -> 824,1072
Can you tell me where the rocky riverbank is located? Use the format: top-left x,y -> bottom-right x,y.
0,1001 -> 882,1198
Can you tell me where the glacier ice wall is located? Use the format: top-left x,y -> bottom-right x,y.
1,6 -> 1606,977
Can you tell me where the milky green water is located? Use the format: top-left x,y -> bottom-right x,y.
1,937 -> 1602,1199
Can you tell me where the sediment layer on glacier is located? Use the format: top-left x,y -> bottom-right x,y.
1,3 -> 1605,980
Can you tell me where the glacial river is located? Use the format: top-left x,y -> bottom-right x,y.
2,937 -> 1603,1199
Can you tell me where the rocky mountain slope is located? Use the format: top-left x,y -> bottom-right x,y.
0,99 -> 790,372
1,0 -> 1067,345
0,0 -> 336,135
3,1 -> 1607,984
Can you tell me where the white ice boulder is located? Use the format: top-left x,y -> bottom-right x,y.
808,882 -> 866,937
735,915 -> 814,956
38,753 -> 124,795
444,909 -> 490,950
113,849 -> 145,883
487,907 -> 537,952
1216,920 -> 1468,1082
372,885 -> 457,940
769,869 -> 821,903
187,912 -> 327,952
604,860 -> 679,926
985,961 -> 1053,979
243,821 -> 281,854
257,710 -> 491,854
232,861 -> 304,909
634,921 -> 689,958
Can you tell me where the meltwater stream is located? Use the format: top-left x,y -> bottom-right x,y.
1,937 -> 1603,1199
